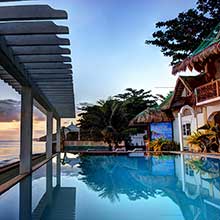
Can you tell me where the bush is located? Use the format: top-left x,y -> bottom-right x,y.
149,138 -> 179,152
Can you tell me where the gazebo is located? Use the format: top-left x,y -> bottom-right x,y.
64,122 -> 80,141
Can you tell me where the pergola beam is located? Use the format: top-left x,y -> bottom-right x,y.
5,35 -> 70,46
24,63 -> 72,69
12,46 -> 70,55
18,55 -> 71,63
0,5 -> 67,21
28,69 -> 72,74
0,21 -> 69,35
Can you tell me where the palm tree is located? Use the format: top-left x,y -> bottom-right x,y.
78,88 -> 158,147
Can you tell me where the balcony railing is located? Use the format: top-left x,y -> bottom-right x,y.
195,79 -> 220,104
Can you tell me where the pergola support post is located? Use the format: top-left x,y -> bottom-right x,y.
56,117 -> 61,152
20,86 -> 33,174
46,111 -> 53,158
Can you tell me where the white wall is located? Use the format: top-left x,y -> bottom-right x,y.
207,103 -> 220,119
197,112 -> 205,127
173,111 -> 204,146
130,131 -> 147,146
173,117 -> 179,144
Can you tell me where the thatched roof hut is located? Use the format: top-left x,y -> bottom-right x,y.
129,108 -> 173,127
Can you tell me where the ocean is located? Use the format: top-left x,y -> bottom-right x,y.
0,140 -> 46,167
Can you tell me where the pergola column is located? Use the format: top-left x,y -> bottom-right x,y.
56,117 -> 61,152
20,86 -> 33,174
46,111 -> 53,158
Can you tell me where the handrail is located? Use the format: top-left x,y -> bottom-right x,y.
195,79 -> 220,103
196,79 -> 220,91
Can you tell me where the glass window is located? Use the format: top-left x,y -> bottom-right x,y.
183,123 -> 191,136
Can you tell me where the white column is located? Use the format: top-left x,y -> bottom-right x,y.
180,154 -> 186,192
178,112 -> 184,151
20,86 -> 33,174
46,112 -> 53,158
56,118 -> 61,152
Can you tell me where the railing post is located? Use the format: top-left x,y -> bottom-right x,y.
20,86 -> 33,174
194,88 -> 198,104
46,112 -> 53,158
216,80 -> 219,97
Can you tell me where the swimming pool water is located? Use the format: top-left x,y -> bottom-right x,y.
0,154 -> 220,220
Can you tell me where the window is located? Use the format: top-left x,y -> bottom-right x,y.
183,123 -> 191,136
185,163 -> 194,176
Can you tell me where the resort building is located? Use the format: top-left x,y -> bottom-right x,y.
170,24 -> 220,151
167,75 -> 208,148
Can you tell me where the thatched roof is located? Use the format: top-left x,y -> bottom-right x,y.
129,108 -> 173,127
160,92 -> 174,111
172,23 -> 220,75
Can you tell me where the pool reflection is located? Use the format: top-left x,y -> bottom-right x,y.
1,154 -> 220,220
0,154 -> 76,220
71,154 -> 220,220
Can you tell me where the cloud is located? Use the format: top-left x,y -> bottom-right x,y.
33,108 -> 45,122
0,99 -> 20,122
0,99 -> 46,122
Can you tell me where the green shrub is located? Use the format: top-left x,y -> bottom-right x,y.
149,138 -> 179,152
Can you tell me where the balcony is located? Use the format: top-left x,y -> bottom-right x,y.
195,79 -> 220,105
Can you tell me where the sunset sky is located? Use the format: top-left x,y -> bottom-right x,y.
0,0 -> 196,141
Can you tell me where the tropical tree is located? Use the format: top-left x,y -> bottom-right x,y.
146,0 -> 220,65
78,88 -> 157,147
114,88 -> 158,120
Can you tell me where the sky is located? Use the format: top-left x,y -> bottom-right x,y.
0,0 -> 197,140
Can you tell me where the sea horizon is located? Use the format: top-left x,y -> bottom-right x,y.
0,140 -> 46,167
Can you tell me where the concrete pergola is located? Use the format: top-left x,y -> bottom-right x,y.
0,3 -> 75,174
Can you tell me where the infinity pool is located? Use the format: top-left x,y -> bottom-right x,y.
0,154 -> 220,220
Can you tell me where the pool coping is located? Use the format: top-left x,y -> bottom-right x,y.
65,150 -> 220,159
